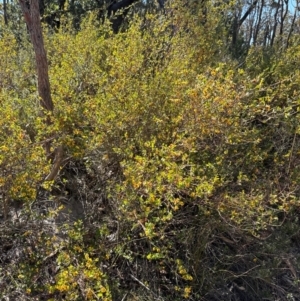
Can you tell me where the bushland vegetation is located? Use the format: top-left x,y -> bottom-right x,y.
1,0 -> 300,300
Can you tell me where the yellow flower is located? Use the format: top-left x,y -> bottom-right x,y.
183,286 -> 192,298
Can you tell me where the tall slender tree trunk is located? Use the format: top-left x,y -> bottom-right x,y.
253,0 -> 264,45
286,0 -> 298,48
19,0 -> 54,112
270,3 -> 280,46
19,0 -> 63,181
3,0 -> 8,25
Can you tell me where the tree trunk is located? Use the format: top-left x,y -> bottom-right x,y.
19,0 -> 54,112
19,0 -> 63,181
3,0 -> 8,25
253,0 -> 264,45
286,0 -> 298,48
270,3 -> 280,46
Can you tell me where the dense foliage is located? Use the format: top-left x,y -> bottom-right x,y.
1,0 -> 300,300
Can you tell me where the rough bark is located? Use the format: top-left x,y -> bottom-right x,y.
19,0 -> 63,181
19,0 -> 54,112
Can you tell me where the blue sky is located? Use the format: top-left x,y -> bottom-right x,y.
0,0 -> 298,14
